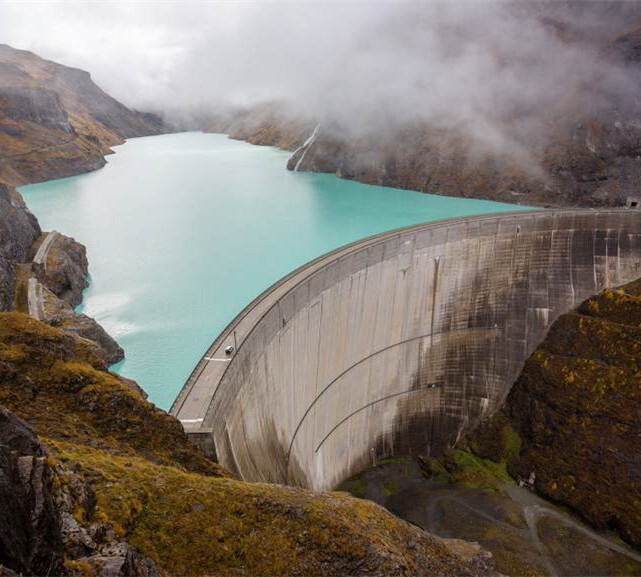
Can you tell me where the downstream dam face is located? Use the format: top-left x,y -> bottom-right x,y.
172,209 -> 641,492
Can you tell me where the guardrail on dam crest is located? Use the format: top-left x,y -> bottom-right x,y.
171,209 -> 641,492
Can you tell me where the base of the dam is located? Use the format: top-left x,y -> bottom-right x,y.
172,209 -> 641,492
339,458 -> 641,577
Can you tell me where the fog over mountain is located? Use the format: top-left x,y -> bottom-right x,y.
2,1 -> 640,165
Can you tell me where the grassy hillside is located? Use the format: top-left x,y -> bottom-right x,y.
0,313 -> 491,576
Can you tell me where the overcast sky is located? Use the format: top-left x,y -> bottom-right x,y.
1,1 -> 639,161
0,1 -> 398,112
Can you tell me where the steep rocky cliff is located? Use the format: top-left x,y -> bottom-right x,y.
505,279 -> 641,548
0,183 -> 40,311
460,278 -> 641,551
0,313 -> 497,577
0,406 -> 64,576
33,233 -> 88,309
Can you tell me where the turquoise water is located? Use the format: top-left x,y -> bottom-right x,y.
20,132 -> 529,410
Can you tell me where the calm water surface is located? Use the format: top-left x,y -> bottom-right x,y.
20,132 -> 529,409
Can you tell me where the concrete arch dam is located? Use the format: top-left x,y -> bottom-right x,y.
171,209 -> 641,492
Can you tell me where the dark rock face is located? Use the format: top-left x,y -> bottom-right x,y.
611,25 -> 641,63
0,86 -> 73,133
0,405 -> 46,456
0,259 -> 15,316
35,234 -> 89,308
0,184 -> 40,311
497,278 -> 641,549
0,404 -> 164,577
0,406 -> 64,576
0,184 -> 40,265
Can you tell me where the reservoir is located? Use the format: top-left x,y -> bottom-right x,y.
20,131 -> 529,409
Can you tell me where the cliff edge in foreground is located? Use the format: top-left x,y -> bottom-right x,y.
0,313 -> 497,577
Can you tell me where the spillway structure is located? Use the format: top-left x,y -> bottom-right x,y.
171,209 -> 641,492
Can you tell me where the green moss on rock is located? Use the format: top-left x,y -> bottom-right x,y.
421,448 -> 515,492
503,279 -> 641,549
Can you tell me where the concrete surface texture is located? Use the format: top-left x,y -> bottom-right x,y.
172,209 -> 641,492
33,231 -> 58,268
27,231 -> 58,320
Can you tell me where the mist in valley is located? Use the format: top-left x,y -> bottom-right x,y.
1,1 -> 640,168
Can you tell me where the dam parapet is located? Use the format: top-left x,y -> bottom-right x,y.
171,209 -> 641,491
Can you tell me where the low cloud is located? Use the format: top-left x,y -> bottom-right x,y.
1,1 -> 639,163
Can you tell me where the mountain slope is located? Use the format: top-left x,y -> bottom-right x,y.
0,43 -> 170,186
464,278 -> 641,551
0,44 -> 173,363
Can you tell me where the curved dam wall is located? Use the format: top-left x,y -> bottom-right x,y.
172,209 -> 641,492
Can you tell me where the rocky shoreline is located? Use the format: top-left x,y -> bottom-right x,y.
1,153 -> 125,366
0,43 -> 170,361
29,231 -> 124,364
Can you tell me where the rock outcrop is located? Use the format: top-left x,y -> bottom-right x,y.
0,313 -> 497,576
5,230 -> 124,364
25,232 -> 124,363
33,233 -> 88,308
43,284 -> 124,364
462,278 -> 641,551
505,279 -> 641,549
0,406 -> 63,576
0,183 -> 40,311
0,403 -> 165,577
